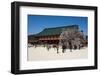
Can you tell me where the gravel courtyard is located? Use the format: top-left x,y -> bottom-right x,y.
28,46 -> 88,61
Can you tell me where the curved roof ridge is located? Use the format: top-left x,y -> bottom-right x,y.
44,24 -> 79,30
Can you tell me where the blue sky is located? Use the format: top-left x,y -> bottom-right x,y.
28,15 -> 88,35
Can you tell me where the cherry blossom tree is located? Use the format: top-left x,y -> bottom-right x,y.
59,29 -> 86,52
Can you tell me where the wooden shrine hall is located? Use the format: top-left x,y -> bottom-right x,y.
28,25 -> 79,45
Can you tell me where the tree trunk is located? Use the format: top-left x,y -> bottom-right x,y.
69,42 -> 72,52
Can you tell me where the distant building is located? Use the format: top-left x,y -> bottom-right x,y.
28,25 -> 79,45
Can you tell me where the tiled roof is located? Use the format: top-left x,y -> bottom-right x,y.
34,25 -> 79,37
